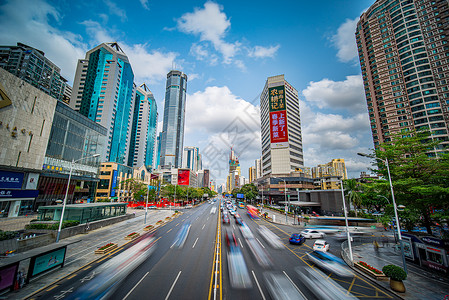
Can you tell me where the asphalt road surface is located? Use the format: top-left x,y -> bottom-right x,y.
29,199 -> 399,300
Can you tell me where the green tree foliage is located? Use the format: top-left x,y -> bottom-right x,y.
115,178 -> 148,202
343,179 -> 363,217
232,184 -> 258,202
368,130 -> 449,234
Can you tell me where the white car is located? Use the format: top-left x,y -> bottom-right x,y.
185,204 -> 193,209
313,239 -> 330,252
301,229 -> 325,239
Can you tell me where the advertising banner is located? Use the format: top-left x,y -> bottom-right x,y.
0,264 -> 18,291
110,170 -> 118,197
0,189 -> 38,199
0,170 -> 24,189
30,247 -> 66,277
269,111 -> 289,145
268,86 -> 286,112
178,169 -> 190,186
237,193 -> 244,199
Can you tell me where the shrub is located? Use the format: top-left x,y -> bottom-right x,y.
357,261 -> 383,274
98,243 -> 114,250
0,231 -> 18,241
25,220 -> 80,230
382,264 -> 407,281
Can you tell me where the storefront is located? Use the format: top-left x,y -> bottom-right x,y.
0,170 -> 39,217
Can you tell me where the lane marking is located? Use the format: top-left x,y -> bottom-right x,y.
192,237 -> 199,248
283,271 -> 308,299
256,238 -> 265,248
165,271 -> 182,300
176,223 -> 180,226
122,272 -> 149,300
202,224 -> 206,230
167,229 -> 172,233
238,237 -> 244,248
252,271 -> 266,300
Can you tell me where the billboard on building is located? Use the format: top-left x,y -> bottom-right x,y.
110,170 -> 118,197
178,169 -> 190,186
268,85 -> 288,148
0,170 -> 24,189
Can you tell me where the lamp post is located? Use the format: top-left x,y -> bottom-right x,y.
358,152 -> 408,274
340,180 -> 353,263
272,177 -> 288,223
56,153 -> 100,243
145,183 -> 149,224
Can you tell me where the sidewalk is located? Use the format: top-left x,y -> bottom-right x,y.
351,240 -> 449,299
0,208 -> 177,300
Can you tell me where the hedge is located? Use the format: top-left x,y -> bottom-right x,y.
0,231 -> 18,241
25,220 -> 80,230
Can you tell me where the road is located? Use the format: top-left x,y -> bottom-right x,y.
29,199 -> 399,299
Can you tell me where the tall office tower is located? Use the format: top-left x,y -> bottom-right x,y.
70,42 -> 135,164
357,0 -> 449,151
159,70 -> 188,169
249,166 -> 256,182
255,158 -> 262,179
155,132 -> 162,169
260,75 -> 304,176
128,83 -> 158,169
0,42 -> 69,101
182,146 -> 200,172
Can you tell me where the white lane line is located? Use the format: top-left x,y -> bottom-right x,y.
283,271 -> 308,299
232,225 -> 235,230
202,224 -> 206,230
238,238 -> 244,248
165,271 -> 182,300
175,223 -> 180,226
192,237 -> 199,248
122,272 -> 149,300
252,271 -> 266,300
256,238 -> 265,248
167,229 -> 172,233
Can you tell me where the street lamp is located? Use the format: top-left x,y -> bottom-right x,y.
358,152 -> 408,274
56,153 -> 100,243
340,180 -> 353,263
272,177 -> 288,224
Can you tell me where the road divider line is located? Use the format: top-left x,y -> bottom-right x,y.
202,224 -> 206,230
165,271 -> 182,300
256,238 -> 265,248
238,237 -> 244,248
123,271 -> 149,300
167,229 -> 172,233
283,271 -> 308,299
192,237 -> 199,248
252,271 -> 266,300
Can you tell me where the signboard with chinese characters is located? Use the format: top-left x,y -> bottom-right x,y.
178,169 -> 190,186
268,86 -> 289,148
110,170 -> 118,197
0,170 -> 24,189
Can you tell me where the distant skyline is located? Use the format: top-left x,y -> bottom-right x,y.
0,0 -> 377,185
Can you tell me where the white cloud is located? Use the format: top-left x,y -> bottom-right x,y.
302,75 -> 366,113
190,43 -> 218,65
331,17 -> 359,63
188,73 -> 200,81
139,0 -> 149,10
185,86 -> 261,183
0,0 -> 87,84
104,0 -> 127,22
177,2 -> 240,64
248,45 -> 280,58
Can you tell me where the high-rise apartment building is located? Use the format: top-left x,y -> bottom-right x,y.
255,158 -> 262,179
249,166 -> 256,182
260,75 -> 304,176
70,42 -> 135,164
0,42 -> 69,101
160,70 -> 188,169
357,0 -> 449,151
182,146 -> 201,172
128,83 -> 158,169
311,158 -> 348,179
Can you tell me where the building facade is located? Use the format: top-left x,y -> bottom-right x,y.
260,75 -> 304,176
249,166 -> 256,182
128,83 -> 158,170
182,146 -> 201,172
70,42 -> 135,164
0,68 -> 56,216
95,162 -> 134,202
0,43 -> 69,102
357,0 -> 449,151
38,101 -> 105,206
159,70 -> 187,169
312,158 -> 348,180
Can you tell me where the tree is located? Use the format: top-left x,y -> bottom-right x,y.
370,130 -> 449,234
343,179 -> 363,217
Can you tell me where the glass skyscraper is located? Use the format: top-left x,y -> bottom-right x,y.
70,42 -> 135,164
160,70 -> 188,169
128,83 -> 158,170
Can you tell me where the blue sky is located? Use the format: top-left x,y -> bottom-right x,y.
0,0 -> 377,186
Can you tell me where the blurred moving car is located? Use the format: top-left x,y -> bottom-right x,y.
223,214 -> 230,225
306,251 -> 352,277
172,222 -> 191,248
185,204 -> 193,209
300,229 -> 325,239
235,217 -> 243,226
289,233 -> 305,245
225,230 -> 238,248
68,235 -> 157,300
264,272 -> 306,300
313,239 -> 330,252
258,226 -> 284,249
296,267 -> 356,300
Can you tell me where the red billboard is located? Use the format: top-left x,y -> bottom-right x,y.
178,169 -> 190,186
269,110 -> 288,144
